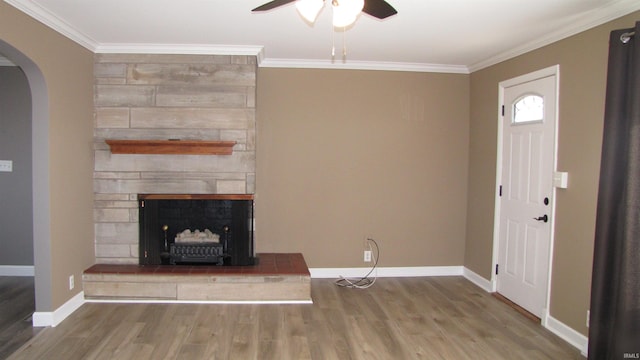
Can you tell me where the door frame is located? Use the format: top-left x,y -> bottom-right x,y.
491,65 -> 560,324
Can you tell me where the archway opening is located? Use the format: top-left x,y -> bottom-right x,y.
0,40 -> 53,315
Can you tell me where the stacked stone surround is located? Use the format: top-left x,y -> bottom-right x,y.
93,54 -> 256,264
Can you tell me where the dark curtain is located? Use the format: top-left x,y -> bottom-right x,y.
588,21 -> 640,359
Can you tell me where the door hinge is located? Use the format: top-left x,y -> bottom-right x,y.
144,250 -> 148,258
141,200 -> 145,208
499,185 -> 502,197
501,105 -> 505,116
495,264 -> 499,275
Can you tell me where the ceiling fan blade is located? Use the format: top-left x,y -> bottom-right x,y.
362,0 -> 397,19
252,0 -> 297,12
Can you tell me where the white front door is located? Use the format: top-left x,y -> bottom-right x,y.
496,70 -> 557,318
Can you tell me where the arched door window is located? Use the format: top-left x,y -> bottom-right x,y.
513,94 -> 544,124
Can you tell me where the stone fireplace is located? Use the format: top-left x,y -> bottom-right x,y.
93,54 -> 256,265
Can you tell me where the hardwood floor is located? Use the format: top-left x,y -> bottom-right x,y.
8,277 -> 584,359
0,276 -> 41,359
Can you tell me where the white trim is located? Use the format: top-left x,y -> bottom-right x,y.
4,0 -> 98,51
0,265 -> 34,276
96,47 -> 469,73
468,0 -> 640,72
85,299 -> 312,305
94,44 -> 265,58
499,65 -> 560,87
310,266 -> 463,279
544,313 -> 589,356
462,267 -> 493,292
259,58 -> 470,74
32,291 -> 85,327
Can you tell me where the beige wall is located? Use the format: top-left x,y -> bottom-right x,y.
0,2 -> 95,310
465,11 -> 640,336
256,69 -> 469,267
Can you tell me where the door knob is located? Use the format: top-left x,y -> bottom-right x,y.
533,214 -> 548,223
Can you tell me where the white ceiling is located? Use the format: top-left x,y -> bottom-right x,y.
3,0 -> 640,72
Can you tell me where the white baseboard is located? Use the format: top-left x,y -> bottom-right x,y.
543,313 -> 589,356
32,291 -> 85,327
0,265 -> 35,276
309,266 -> 463,278
462,267 -> 493,292
85,299 -> 313,305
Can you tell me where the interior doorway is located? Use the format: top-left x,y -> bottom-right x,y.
0,59 -> 33,272
0,40 -> 53,321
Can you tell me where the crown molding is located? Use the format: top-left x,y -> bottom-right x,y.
4,0 -> 99,51
6,0 -> 640,74
258,58 -> 470,74
468,0 -> 640,72
94,43 -> 265,58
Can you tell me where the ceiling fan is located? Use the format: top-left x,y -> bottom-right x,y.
252,0 -> 397,26
253,0 -> 397,57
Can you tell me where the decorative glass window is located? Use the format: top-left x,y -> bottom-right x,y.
513,95 -> 544,124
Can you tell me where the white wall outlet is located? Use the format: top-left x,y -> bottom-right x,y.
69,275 -> 74,290
0,160 -> 13,172
364,250 -> 372,262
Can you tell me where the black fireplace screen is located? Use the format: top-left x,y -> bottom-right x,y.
139,197 -> 254,266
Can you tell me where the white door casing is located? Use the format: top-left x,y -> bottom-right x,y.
494,66 -> 559,318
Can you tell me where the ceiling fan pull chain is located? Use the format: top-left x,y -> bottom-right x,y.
331,26 -> 336,57
342,27 -> 347,58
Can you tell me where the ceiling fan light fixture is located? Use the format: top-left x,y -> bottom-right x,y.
296,0 -> 325,23
332,0 -> 364,27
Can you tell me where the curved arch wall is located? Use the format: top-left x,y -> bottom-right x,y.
0,2 -> 94,313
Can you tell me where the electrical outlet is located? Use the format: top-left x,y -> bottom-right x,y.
364,250 -> 372,262
69,275 -> 74,290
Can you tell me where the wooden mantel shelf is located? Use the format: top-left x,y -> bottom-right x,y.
105,139 -> 236,155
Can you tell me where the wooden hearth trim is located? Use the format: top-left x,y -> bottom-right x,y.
138,194 -> 254,200
105,139 -> 236,155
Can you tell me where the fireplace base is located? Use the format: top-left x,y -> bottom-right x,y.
82,253 -> 311,303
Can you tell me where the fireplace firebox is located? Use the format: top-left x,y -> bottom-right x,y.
138,194 -> 255,266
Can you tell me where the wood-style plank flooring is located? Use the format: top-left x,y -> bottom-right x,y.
0,277 -> 41,359
8,277 -> 584,359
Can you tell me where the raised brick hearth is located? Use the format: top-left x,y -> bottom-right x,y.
83,253 -> 311,303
